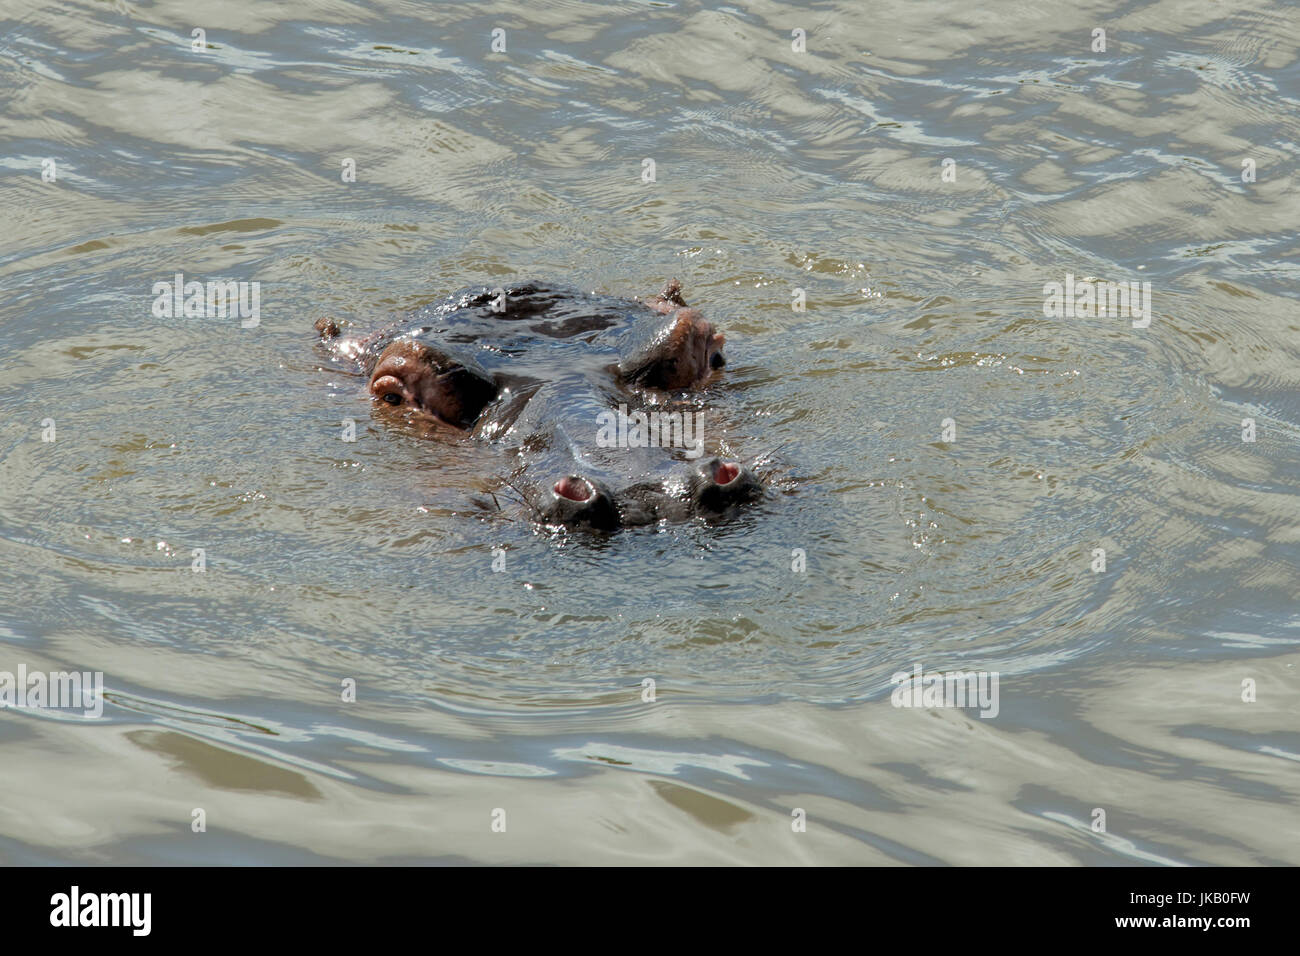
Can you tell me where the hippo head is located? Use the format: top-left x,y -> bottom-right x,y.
539,475 -> 620,531
688,456 -> 763,514
368,339 -> 498,429
619,308 -> 727,390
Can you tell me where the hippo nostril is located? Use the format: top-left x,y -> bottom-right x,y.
714,462 -> 740,485
554,476 -> 594,502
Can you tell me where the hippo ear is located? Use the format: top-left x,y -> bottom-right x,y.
660,279 -> 687,307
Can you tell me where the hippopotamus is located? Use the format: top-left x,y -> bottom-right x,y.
315,280 -> 763,530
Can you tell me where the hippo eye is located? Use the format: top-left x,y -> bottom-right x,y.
382,392 -> 401,405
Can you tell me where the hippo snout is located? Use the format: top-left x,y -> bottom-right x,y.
690,457 -> 762,513
541,475 -> 620,530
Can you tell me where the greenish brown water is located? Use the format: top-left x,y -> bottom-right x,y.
1,0 -> 1298,864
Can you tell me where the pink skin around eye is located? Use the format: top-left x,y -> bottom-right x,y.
369,374 -> 406,405
366,342 -> 482,429
368,344 -> 437,413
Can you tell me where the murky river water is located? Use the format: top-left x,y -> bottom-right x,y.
1,0 -> 1297,864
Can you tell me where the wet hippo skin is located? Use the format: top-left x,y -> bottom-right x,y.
316,280 -> 762,530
